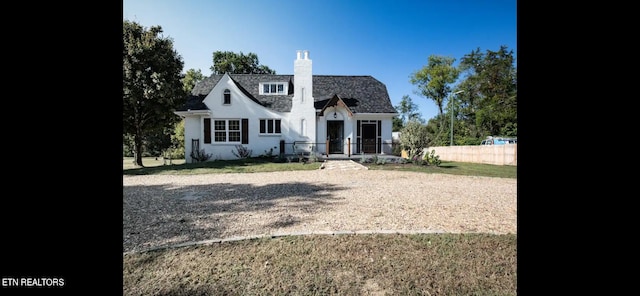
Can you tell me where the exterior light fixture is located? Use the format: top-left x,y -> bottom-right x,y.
333,112 -> 337,119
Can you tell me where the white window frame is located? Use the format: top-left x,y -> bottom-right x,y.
259,82 -> 287,95
223,89 -> 231,105
213,119 -> 242,143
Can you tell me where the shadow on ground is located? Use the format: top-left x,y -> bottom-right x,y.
123,181 -> 346,252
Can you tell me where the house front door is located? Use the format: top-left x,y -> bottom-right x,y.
327,121 -> 344,154
362,123 -> 377,153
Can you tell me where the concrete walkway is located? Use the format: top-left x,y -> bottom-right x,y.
319,160 -> 368,170
316,154 -> 404,170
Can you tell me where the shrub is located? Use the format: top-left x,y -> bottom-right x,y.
394,157 -> 409,164
231,145 -> 252,159
411,150 -> 426,165
391,140 -> 402,156
399,121 -> 430,159
259,146 -> 278,159
424,149 -> 441,166
190,149 -> 213,162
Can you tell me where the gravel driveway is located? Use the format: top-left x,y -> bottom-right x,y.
123,170 -> 516,253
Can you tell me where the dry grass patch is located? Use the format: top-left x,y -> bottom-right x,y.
123,233 -> 516,295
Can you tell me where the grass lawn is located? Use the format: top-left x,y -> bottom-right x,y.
123,156 -> 517,295
124,233 -> 516,295
123,157 -> 516,179
123,157 -> 322,175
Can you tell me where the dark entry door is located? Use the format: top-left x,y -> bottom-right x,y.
327,121 -> 344,154
362,124 -> 376,153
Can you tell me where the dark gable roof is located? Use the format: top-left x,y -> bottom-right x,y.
177,74 -> 397,114
312,76 -> 396,113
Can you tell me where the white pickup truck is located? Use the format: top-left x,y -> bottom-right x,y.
481,136 -> 517,145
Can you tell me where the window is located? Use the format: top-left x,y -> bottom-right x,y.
214,120 -> 226,142
259,119 -> 281,134
260,83 -> 286,95
214,119 -> 241,142
223,89 -> 231,104
228,120 -> 240,142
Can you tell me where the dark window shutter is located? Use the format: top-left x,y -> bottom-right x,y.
377,120 -> 382,154
204,118 -> 211,144
260,120 -> 266,133
356,120 -> 361,153
275,119 -> 281,133
241,118 -> 249,144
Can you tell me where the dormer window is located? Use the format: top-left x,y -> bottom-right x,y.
260,82 -> 286,95
223,89 -> 231,104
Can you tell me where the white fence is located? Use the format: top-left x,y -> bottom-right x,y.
428,144 -> 517,166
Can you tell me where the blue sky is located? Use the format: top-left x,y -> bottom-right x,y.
123,0 -> 516,121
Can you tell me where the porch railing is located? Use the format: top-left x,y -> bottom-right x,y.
279,139 -> 401,157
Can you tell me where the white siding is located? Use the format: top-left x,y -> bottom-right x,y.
290,50 -> 316,150
179,51 -> 397,161
183,116 -> 201,163
196,74 -> 289,160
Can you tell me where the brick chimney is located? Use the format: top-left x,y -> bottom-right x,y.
294,50 -> 312,104
291,50 -> 315,141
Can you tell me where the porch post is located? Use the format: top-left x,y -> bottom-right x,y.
348,137 -> 351,157
326,139 -> 330,156
279,140 -> 285,156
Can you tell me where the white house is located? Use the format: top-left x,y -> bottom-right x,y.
175,50 -> 398,162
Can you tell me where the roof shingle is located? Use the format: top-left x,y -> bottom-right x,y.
176,74 -> 396,114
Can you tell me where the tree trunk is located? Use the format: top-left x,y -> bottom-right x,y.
134,133 -> 144,167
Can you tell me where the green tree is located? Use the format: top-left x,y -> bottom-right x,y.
399,121 -> 431,159
144,127 -> 173,157
423,115 -> 448,147
409,55 -> 460,139
457,46 -> 517,138
397,95 -> 423,124
181,68 -> 204,93
169,119 -> 185,159
211,51 -> 276,74
123,20 -> 186,167
392,117 -> 404,132
393,95 -> 424,131
168,68 -> 204,160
